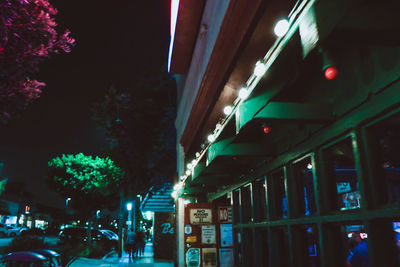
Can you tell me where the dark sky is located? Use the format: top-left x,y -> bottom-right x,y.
0,0 -> 171,208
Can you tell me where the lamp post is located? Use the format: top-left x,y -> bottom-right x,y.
126,202 -> 133,232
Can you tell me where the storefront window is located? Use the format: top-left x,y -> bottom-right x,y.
233,190 -> 240,224
241,184 -> 252,223
305,225 -> 320,267
342,224 -> 370,267
253,178 -> 267,222
324,138 -> 361,211
272,169 -> 287,218
393,221 -> 400,264
368,113 -> 400,204
255,228 -> 269,266
294,157 -> 316,215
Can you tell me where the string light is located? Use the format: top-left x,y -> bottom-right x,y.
174,15 -> 297,201
223,106 -> 233,115
238,88 -> 249,100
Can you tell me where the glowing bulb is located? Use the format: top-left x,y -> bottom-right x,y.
173,183 -> 180,191
191,159 -> 196,165
307,163 -> 313,169
208,134 -> 215,143
171,191 -> 177,199
274,18 -> 290,37
187,163 -> 193,169
254,61 -> 267,77
195,152 -> 200,158
216,123 -> 222,131
223,106 -> 233,115
324,66 -> 339,80
239,88 -> 249,100
186,169 -> 191,175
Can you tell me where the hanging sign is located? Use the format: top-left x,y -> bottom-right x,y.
201,225 -> 216,244
186,248 -> 200,267
190,208 -> 212,224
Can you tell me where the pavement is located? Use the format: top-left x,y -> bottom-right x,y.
68,243 -> 174,267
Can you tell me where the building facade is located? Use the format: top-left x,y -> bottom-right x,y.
169,0 -> 400,266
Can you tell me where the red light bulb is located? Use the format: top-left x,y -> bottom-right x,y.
324,66 -> 339,80
263,126 -> 272,134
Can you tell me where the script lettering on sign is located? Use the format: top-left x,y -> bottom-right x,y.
161,223 -> 174,234
190,209 -> 212,224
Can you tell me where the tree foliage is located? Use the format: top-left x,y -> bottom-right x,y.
0,0 -> 75,123
47,153 -> 124,214
92,67 -> 176,194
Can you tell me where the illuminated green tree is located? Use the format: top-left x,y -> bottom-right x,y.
47,153 -> 124,217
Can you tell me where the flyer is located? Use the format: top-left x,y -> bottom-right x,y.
201,225 -> 216,244
220,224 -> 233,247
186,248 -> 200,267
202,248 -> 217,267
219,248 -> 234,267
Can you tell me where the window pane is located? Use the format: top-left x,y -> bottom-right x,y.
255,228 -> 269,266
294,158 -> 316,215
272,170 -> 287,218
324,138 -> 361,211
393,221 -> 400,264
233,190 -> 240,223
305,226 -> 321,267
241,184 -> 252,223
253,179 -> 267,222
342,224 -> 370,267
368,114 -> 400,204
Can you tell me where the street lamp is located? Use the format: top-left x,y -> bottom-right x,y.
126,202 -> 133,231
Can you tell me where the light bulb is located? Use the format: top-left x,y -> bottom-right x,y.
186,170 -> 191,175
254,61 -> 267,77
195,152 -> 200,158
274,18 -> 289,37
239,88 -> 249,100
223,106 -> 233,115
208,134 -> 215,143
187,163 -> 192,169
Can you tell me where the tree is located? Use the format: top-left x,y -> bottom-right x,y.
47,153 -> 124,217
92,67 -> 177,195
0,0 -> 75,123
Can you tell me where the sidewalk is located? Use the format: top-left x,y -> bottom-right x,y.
68,243 -> 174,267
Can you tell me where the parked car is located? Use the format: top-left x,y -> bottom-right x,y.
7,226 -> 27,237
0,223 -> 10,237
59,227 -> 117,248
1,251 -> 51,266
19,227 -> 45,237
99,229 -> 119,241
30,249 -> 61,266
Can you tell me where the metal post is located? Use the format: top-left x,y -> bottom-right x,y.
132,200 -> 136,232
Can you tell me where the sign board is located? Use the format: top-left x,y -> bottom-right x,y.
186,248 -> 200,267
186,236 -> 197,243
218,207 -> 232,223
185,224 -> 192,235
201,225 -> 216,244
220,224 -> 233,247
202,248 -> 217,267
190,208 -> 212,224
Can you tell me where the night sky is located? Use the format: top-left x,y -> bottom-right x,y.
0,0 -> 171,208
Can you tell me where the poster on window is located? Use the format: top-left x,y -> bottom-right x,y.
219,248 -> 234,267
202,225 -> 216,244
202,248 -> 217,267
186,248 -> 200,267
220,224 -> 233,247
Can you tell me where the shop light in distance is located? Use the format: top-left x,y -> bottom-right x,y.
274,18 -> 290,37
223,106 -> 233,115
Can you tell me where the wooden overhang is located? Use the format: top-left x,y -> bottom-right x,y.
168,0 -> 206,74
179,0 -> 298,153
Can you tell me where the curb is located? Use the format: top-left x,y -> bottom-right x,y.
102,250 -> 117,260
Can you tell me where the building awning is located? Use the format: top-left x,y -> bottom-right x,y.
140,183 -> 175,213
